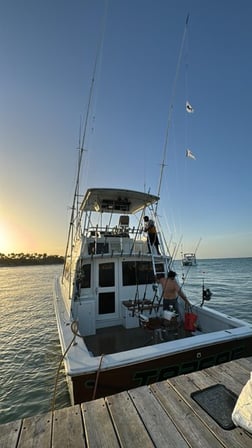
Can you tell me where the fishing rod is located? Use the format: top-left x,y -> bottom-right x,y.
181,237 -> 201,283
169,234 -> 183,270
178,237 -> 202,301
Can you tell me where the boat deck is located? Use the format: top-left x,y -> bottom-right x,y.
85,321 -> 193,356
1,357 -> 252,447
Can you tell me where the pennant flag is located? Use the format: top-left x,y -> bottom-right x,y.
186,101 -> 194,113
186,149 -> 196,160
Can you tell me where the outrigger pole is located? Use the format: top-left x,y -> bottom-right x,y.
63,8 -> 107,278
155,14 -> 190,216
62,56 -> 98,278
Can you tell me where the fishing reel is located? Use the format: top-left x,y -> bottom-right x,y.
152,283 -> 159,292
201,281 -> 212,307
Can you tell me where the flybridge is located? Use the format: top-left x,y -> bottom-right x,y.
80,188 -> 159,214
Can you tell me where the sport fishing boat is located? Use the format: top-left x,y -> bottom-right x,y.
53,182 -> 252,404
182,253 -> 197,266
53,15 -> 252,406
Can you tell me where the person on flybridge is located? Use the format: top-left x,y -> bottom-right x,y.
143,216 -> 161,255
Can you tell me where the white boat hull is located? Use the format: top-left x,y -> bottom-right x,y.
54,275 -> 252,404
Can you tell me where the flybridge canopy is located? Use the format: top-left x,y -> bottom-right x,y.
80,188 -> 159,214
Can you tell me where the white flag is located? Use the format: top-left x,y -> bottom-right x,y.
186,101 -> 194,113
186,149 -> 196,160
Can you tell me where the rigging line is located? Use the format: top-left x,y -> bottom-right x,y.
184,21 -> 190,151
155,14 -> 190,214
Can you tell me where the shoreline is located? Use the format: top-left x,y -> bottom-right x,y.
0,255 -> 64,267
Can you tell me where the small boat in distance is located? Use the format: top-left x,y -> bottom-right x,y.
182,253 -> 197,266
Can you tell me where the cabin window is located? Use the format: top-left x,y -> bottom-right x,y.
97,243 -> 109,254
99,262 -> 114,287
99,292 -> 115,314
122,261 -> 164,286
88,242 -> 109,255
155,263 -> 166,277
80,264 -> 91,288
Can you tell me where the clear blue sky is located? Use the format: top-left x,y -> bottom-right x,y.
1,0 -> 252,259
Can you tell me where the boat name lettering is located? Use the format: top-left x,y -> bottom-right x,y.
133,346 -> 244,387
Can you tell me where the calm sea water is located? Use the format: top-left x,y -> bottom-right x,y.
0,265 -> 70,425
0,258 -> 252,424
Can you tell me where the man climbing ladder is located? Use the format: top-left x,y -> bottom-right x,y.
143,215 -> 161,255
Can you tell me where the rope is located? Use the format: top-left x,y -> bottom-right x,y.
51,320 -> 80,413
51,320 -> 106,410
92,354 -> 105,400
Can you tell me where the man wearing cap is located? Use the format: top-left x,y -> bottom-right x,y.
157,270 -> 190,313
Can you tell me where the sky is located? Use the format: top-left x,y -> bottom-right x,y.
1,0 -> 252,259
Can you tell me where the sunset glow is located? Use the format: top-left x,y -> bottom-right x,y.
0,219 -> 34,255
0,222 -> 12,254
1,3 -> 252,259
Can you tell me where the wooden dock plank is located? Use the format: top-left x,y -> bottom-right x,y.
203,361 -> 250,396
128,385 -> 190,447
233,356 -> 252,372
150,380 -> 223,448
81,398 -> 119,448
169,370 -> 252,448
1,357 -> 252,447
0,419 -> 22,448
106,391 -> 155,447
52,405 -> 85,448
17,413 -> 52,448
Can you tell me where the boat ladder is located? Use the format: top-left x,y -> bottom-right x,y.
148,234 -> 170,278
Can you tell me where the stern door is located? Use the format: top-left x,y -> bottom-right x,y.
96,261 -> 118,320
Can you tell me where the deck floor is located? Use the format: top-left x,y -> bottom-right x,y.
1,357 -> 252,448
85,321 -> 192,356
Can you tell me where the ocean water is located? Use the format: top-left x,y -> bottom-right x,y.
0,258 -> 252,425
0,265 -> 70,425
173,257 -> 252,322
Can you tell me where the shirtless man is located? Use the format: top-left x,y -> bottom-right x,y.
157,270 -> 190,312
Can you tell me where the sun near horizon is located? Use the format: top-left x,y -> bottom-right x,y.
0,222 -> 64,256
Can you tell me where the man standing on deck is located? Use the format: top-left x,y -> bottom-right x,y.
157,270 -> 190,313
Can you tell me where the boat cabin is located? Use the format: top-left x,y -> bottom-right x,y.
63,188 -> 170,337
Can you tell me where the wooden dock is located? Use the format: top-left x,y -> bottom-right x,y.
1,357 -> 252,447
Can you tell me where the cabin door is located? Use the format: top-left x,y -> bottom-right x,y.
95,260 -> 118,320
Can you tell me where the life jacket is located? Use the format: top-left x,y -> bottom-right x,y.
147,220 -> 156,234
